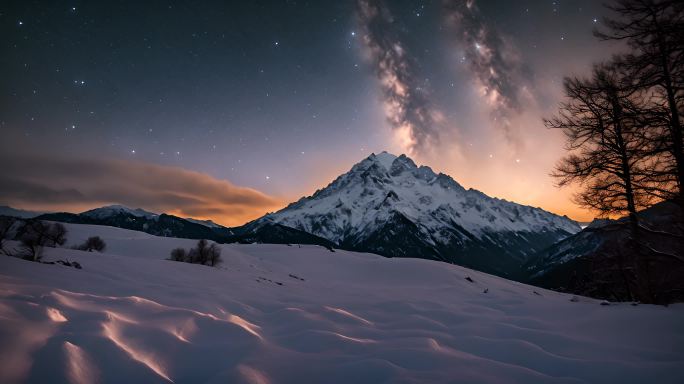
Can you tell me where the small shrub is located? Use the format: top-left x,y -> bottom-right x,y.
170,239 -> 222,267
77,236 -> 107,252
170,247 -> 187,262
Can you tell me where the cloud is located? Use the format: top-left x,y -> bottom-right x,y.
356,0 -> 445,155
443,0 -> 534,147
0,154 -> 283,226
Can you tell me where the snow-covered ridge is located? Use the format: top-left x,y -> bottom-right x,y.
78,204 -> 225,229
184,217 -> 223,229
81,204 -> 158,220
262,151 -> 580,245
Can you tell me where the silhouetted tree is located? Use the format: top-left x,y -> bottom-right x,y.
18,220 -> 68,261
546,63 -> 651,223
596,0 -> 684,202
189,239 -> 209,264
206,243 -> 222,266
0,217 -> 16,256
45,222 -> 68,247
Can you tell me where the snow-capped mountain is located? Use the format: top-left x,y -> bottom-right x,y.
258,152 -> 581,278
81,204 -> 158,220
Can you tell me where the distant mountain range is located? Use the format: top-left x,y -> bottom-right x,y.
3,152 -> 583,279
34,205 -> 334,248
4,152 -> 680,302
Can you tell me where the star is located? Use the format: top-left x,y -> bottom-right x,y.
18,20 -> 23,26
351,31 -> 356,36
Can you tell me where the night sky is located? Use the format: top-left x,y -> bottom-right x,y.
1,1 -> 623,225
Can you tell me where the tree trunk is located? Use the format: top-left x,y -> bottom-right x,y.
656,16 -> 684,202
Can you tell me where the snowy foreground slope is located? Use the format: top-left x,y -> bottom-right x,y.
1,224 -> 683,384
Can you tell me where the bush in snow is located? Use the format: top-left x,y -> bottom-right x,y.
170,239 -> 222,267
76,236 -> 107,252
170,247 -> 187,262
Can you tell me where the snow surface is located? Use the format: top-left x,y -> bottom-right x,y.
262,152 -> 581,245
1,223 -> 682,383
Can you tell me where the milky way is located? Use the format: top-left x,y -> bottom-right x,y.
443,0 -> 535,149
356,0 -> 444,155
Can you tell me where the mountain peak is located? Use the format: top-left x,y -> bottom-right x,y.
369,151 -> 399,171
262,150 -> 581,266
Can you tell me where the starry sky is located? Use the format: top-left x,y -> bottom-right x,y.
1,0 -> 623,225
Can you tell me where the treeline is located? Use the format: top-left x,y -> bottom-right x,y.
548,0 -> 684,303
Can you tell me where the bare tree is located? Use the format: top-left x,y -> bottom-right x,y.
44,223 -> 68,247
596,0 -> 684,202
0,217 -> 16,256
18,220 -> 68,262
206,243 -> 222,266
546,63 -> 651,224
190,239 -> 210,265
